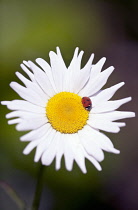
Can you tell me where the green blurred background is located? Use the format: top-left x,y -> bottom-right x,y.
0,0 -> 138,209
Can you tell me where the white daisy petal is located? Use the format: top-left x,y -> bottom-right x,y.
91,82 -> 125,105
28,61 -> 55,97
15,72 -> 33,88
64,134 -> 74,171
41,130 -> 57,166
3,100 -> 45,114
90,111 -> 135,122
85,125 -> 120,154
78,128 -> 104,162
16,116 -> 48,131
74,146 -> 87,174
8,118 -> 22,125
87,118 -> 121,133
20,123 -> 51,141
55,133 -> 64,170
49,50 -> 67,92
20,63 -> 35,82
79,66 -> 114,96
2,48 -> 135,173
70,133 -> 87,173
85,152 -> 102,171
68,47 -> 79,72
6,110 -> 45,119
56,47 -> 67,71
23,139 -> 41,155
16,69 -> 48,101
92,97 -> 132,113
34,127 -> 56,162
73,53 -> 94,94
10,82 -> 47,107
35,58 -> 57,93
90,57 -> 106,79
66,47 -> 84,92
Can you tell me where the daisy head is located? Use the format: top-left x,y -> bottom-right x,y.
1,47 -> 135,173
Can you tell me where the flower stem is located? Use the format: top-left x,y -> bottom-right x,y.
31,164 -> 45,210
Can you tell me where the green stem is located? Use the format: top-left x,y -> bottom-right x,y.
31,164 -> 45,210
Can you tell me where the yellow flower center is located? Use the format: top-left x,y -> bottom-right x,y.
46,92 -> 89,133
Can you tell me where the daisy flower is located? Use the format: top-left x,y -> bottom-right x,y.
1,47 -> 135,173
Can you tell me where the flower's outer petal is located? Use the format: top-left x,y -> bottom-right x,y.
27,61 -> 55,97
35,58 -> 57,93
41,130 -> 58,166
91,82 -> 125,105
49,48 -> 67,92
15,119 -> 47,131
10,82 -> 47,107
15,72 -> 34,89
70,133 -> 87,173
65,49 -> 84,92
92,97 -> 132,113
73,54 -> 94,94
90,57 -> 106,78
2,100 -> 46,114
87,118 -> 121,133
20,123 -> 51,141
55,133 -> 64,170
34,127 -> 56,162
64,134 -> 74,171
79,66 -> 114,97
15,71 -> 49,100
23,139 -> 41,155
90,111 -> 135,122
20,63 -> 35,82
85,125 -> 120,154
74,146 -> 87,173
6,110 -> 45,119
84,152 -> 102,171
12,112 -> 48,131
68,47 -> 79,71
8,118 -> 22,125
56,47 -> 67,71
78,128 -> 104,162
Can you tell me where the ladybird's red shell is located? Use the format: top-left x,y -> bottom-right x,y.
82,97 -> 92,111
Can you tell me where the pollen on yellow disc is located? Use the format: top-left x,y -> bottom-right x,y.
46,92 -> 89,134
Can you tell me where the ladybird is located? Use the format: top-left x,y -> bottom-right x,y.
82,97 -> 92,111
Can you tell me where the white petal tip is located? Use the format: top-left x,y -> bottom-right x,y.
49,51 -> 54,57
15,72 -> 20,77
119,123 -> 126,127
1,101 -> 8,105
81,168 -> 87,174
34,157 -> 39,162
5,114 -> 10,119
110,66 -> 115,71
102,57 -> 106,62
111,148 -> 120,154
15,124 -> 21,131
23,60 -> 30,68
35,58 -> 42,62
20,136 -> 26,141
97,166 -> 102,171
9,82 -> 15,88
130,112 -> 136,117
56,46 -> 60,51
23,150 -> 28,155
128,96 -> 132,101
67,168 -> 73,172
7,121 -> 12,125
